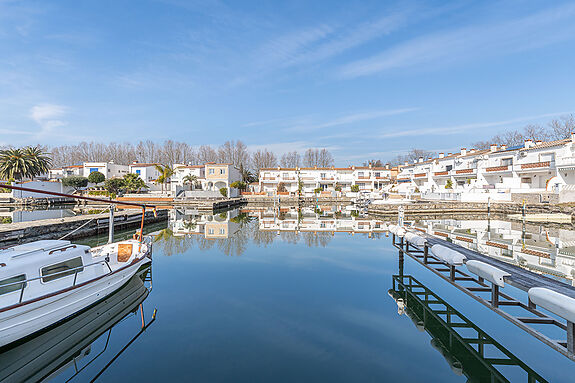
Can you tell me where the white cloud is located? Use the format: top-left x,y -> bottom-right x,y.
286,108 -> 417,132
339,3 -> 575,78
378,111 -> 574,139
29,103 -> 69,136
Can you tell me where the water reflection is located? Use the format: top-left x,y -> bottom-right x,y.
0,266 -> 154,382
414,219 -> 575,286
389,274 -> 548,382
0,206 -> 76,224
158,206 -> 390,257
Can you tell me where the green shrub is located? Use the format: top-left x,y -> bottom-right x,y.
62,176 -> 88,190
350,185 -> 360,192
445,179 -> 453,189
219,187 -> 228,197
88,171 -> 105,184
314,187 -> 323,194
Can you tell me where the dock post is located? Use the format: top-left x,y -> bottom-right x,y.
491,284 -> 499,307
450,265 -> 456,281
423,245 -> 428,264
568,321 -> 575,353
392,233 -> 396,245
108,207 -> 115,244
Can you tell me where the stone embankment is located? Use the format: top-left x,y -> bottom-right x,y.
0,209 -> 168,244
368,201 -> 575,218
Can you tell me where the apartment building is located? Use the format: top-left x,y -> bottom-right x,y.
170,163 -> 241,197
258,165 -> 397,196
396,135 -> 575,202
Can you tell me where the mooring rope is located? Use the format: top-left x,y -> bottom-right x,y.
58,204 -> 114,240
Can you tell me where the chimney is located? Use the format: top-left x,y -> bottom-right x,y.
385,163 -> 390,169
571,132 -> 575,142
535,140 -> 542,145
439,152 -> 445,158
490,144 -> 497,152
469,149 -> 476,154
524,139 -> 533,149
460,148 -> 467,156
501,145 -> 507,150
404,161 -> 408,166
448,152 -> 452,156
417,157 -> 423,163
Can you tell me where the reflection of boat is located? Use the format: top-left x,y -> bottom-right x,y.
389,275 -> 548,382
0,183 -> 155,348
0,266 -> 153,382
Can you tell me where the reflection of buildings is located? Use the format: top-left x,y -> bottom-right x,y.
169,208 -> 240,239
251,206 -> 388,236
0,208 -> 76,224
414,219 -> 575,285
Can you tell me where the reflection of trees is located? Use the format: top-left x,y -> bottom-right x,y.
302,231 -> 333,248
155,208 -> 346,257
280,231 -> 299,244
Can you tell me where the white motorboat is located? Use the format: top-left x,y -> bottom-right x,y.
0,183 -> 156,349
0,265 -> 153,382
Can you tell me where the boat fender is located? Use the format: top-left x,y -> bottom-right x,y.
528,287 -> 575,324
430,244 -> 466,266
466,260 -> 510,288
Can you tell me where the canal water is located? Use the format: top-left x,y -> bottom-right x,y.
2,206 -> 575,382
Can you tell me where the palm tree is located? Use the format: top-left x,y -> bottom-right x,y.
182,174 -> 200,190
154,164 -> 174,193
0,146 -> 52,181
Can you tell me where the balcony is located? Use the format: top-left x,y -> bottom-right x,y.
261,177 -> 277,181
397,178 -> 410,183
454,168 -> 477,177
433,171 -> 450,177
516,161 -> 553,172
414,173 -> 427,178
485,165 -> 511,173
281,177 -> 296,181
356,176 -> 371,180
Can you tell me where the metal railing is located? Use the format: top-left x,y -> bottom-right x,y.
0,239 -> 150,305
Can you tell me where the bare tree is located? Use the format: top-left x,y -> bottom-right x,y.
363,159 -> 383,167
549,114 -> 575,140
303,148 -> 334,167
197,145 -> 218,164
251,149 -> 277,172
391,149 -> 437,165
218,140 -> 250,169
523,124 -> 551,142
280,151 -> 300,167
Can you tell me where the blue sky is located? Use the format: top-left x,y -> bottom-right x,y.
1,0 -> 575,165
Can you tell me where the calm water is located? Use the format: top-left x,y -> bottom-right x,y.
3,206 -> 575,382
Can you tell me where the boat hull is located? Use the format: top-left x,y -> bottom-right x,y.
0,254 -> 150,348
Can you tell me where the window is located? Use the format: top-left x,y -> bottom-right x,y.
321,173 -> 326,178
521,177 -> 532,184
135,170 -> 141,175
375,172 -> 380,177
208,228 -> 214,234
283,173 -> 288,178
219,228 -> 225,234
220,169 -> 225,175
501,158 -> 513,166
446,165 -> 452,171
41,257 -> 84,283
358,172 -> 364,177
89,168 -> 99,173
209,169 -> 215,175
0,274 -> 26,296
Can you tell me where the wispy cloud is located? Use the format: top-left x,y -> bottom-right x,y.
378,111 -> 574,139
339,3 -> 575,78
29,103 -> 68,137
286,108 -> 417,132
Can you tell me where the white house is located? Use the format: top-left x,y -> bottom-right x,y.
83,162 -> 129,179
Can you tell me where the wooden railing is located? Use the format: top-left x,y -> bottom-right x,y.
434,171 -> 449,176
414,173 -> 427,178
455,168 -> 475,174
